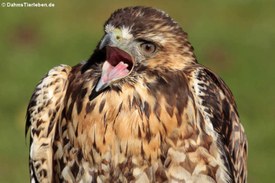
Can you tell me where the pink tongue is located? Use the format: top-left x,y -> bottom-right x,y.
101,61 -> 129,83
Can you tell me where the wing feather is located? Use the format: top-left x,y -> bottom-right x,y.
186,65 -> 247,183
26,65 -> 71,183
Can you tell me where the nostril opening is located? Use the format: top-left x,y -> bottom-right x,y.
116,36 -> 121,40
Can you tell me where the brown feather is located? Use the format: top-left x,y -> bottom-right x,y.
26,6 -> 247,183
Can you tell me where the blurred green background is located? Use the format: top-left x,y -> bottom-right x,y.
0,0 -> 274,182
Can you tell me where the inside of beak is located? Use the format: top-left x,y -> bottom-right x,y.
95,46 -> 134,92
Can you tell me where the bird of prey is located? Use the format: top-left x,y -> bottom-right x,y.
26,6 -> 247,183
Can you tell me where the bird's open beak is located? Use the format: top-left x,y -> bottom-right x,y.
95,34 -> 134,92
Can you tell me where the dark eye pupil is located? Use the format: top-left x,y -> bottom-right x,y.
145,44 -> 152,51
142,43 -> 155,53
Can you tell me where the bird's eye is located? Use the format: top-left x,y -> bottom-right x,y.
140,42 -> 157,56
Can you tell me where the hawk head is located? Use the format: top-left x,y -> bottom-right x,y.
90,6 -> 196,93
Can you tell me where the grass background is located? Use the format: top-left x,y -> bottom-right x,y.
0,0 -> 274,182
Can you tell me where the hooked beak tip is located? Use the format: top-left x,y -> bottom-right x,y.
95,77 -> 107,92
89,77 -> 108,101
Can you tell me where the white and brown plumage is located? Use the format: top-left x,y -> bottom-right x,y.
26,6 -> 247,183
